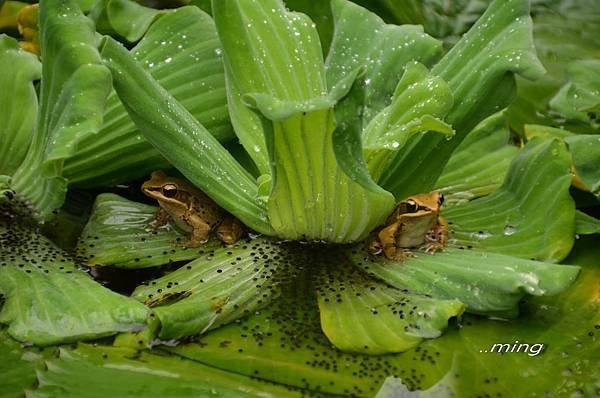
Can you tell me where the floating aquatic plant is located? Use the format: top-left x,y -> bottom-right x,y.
0,0 -> 598,396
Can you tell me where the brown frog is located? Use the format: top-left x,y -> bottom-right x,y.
369,192 -> 448,261
141,171 -> 243,247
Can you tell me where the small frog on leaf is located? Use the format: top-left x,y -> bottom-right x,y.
142,170 -> 243,247
369,192 -> 448,261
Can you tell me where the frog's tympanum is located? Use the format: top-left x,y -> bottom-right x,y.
369,192 -> 448,261
141,171 -> 243,247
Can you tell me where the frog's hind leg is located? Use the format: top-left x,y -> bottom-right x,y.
182,214 -> 211,248
217,217 -> 243,245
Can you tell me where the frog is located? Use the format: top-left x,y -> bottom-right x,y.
369,192 -> 448,261
141,170 -> 243,247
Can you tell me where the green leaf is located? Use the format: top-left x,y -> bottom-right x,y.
99,36 -> 272,235
9,0 -> 112,220
380,0 -> 546,200
130,238 -> 299,340
444,138 -> 575,262
29,344 -> 302,397
350,247 -> 579,318
0,220 -> 148,345
76,193 -> 207,268
90,0 -> 164,43
362,61 -> 454,181
375,236 -> 600,397
575,211 -> 600,235
0,330 -> 49,397
167,263 -> 408,396
213,0 -> 395,242
326,0 -> 443,128
550,60 -> 600,127
0,35 -> 40,177
212,0 -> 328,175
64,6 -> 235,187
435,111 -> 519,206
315,252 -> 464,354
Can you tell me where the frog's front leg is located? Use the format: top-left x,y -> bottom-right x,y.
378,222 -> 400,260
147,208 -> 171,230
216,217 -> 243,245
182,213 -> 211,248
423,216 -> 449,253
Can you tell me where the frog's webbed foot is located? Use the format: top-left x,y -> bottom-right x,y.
217,217 -> 243,245
390,248 -> 415,262
423,217 -> 449,254
146,208 -> 171,231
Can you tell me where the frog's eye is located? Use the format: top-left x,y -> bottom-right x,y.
406,199 -> 418,213
162,184 -> 178,198
438,194 -> 445,206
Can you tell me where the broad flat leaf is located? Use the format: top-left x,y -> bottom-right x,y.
212,0 -> 328,175
76,193 -> 207,268
167,261 -> 418,396
444,138 -> 575,262
362,61 -> 454,181
284,0 -> 334,55
375,236 -> 600,397
315,250 -> 464,354
575,211 -> 600,235
350,247 -> 579,317
99,36 -> 272,235
435,111 -> 520,206
9,0 -> 112,220
29,344 -> 302,397
380,0 -> 546,200
0,35 -> 40,176
550,60 -> 600,127
0,219 -> 148,345
0,1 -> 28,30
326,0 -> 444,190
0,331 -> 50,398
65,6 -> 235,188
508,1 -> 600,134
326,0 -> 443,128
130,238 -> 299,340
213,0 -> 395,242
524,124 -> 600,199
90,0 -> 164,43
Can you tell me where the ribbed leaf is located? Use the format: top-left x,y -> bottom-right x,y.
435,112 -> 519,206
167,264 -> 411,396
575,211 -> 600,235
362,61 -> 454,181
10,0 -> 112,220
315,251 -> 464,354
130,238 -> 298,340
444,138 -> 575,262
212,0 -> 327,175
0,220 -> 148,345
99,36 -> 272,234
29,345 -> 301,398
90,0 -> 164,43
65,6 -> 235,187
350,247 -> 579,317
374,237 -> 600,397
326,0 -> 444,190
326,0 -> 443,128
213,0 -> 395,242
76,193 -> 207,268
0,331 -> 47,397
524,124 -> 600,198
380,0 -> 546,200
550,60 -> 600,126
0,35 -> 40,176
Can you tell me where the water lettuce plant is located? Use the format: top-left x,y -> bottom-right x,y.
0,0 -> 598,396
